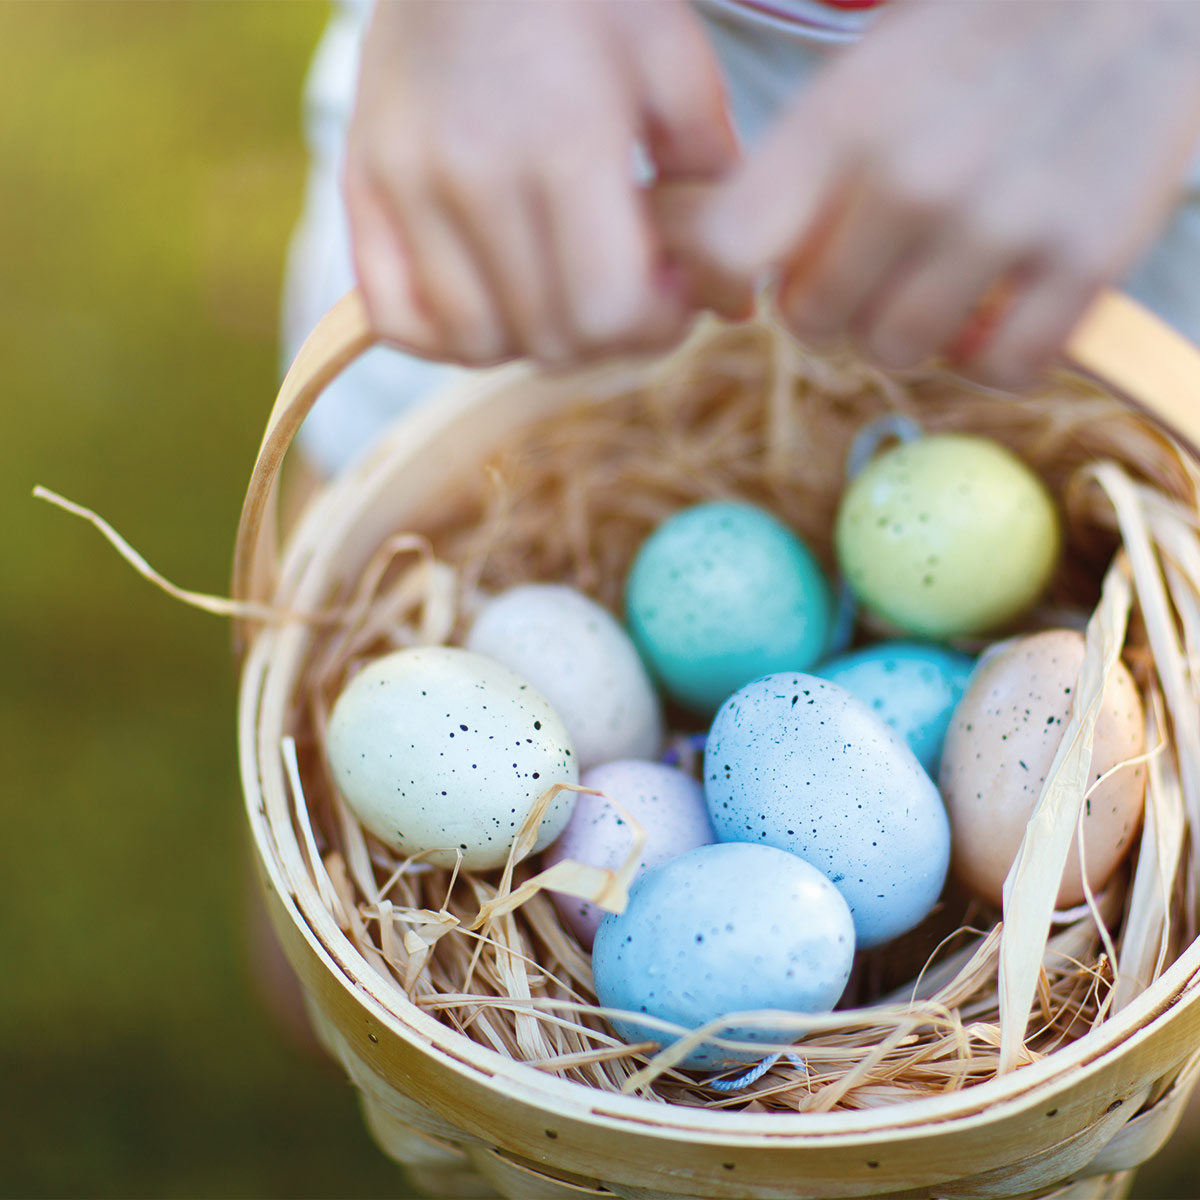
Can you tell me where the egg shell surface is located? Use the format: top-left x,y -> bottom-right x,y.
817,641 -> 975,775
592,842 -> 855,1070
835,434 -> 1060,638
939,629 -> 1146,907
465,584 -> 663,769
543,760 -> 715,948
704,673 -> 950,947
326,646 -> 579,870
625,501 -> 833,713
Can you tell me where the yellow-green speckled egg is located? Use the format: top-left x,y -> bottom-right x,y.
835,434 -> 1060,637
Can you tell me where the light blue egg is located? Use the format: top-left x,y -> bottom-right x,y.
816,642 -> 975,775
704,674 -> 950,948
625,501 -> 832,713
593,843 -> 854,1070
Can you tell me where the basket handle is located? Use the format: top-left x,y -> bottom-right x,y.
232,288 -> 379,647
232,285 -> 1200,626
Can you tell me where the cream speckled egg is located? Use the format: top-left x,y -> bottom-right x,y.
466,584 -> 662,768
835,434 -> 1060,637
327,646 -> 579,870
939,630 -> 1145,907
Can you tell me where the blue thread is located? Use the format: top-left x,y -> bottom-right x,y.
661,732 -> 707,767
831,415 -> 924,652
707,1054 -> 782,1091
826,579 -> 859,657
706,1052 -> 808,1092
845,414 -> 923,480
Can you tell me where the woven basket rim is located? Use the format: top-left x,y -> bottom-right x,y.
239,354 -> 1200,1142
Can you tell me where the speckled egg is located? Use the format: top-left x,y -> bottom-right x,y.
835,434 -> 1060,637
817,641 -> 975,775
939,630 -> 1146,907
625,501 -> 833,713
593,842 -> 855,1069
465,584 -> 662,769
543,760 -> 715,949
704,674 -> 950,947
326,646 -> 578,870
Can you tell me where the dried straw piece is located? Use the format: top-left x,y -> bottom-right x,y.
997,559 -> 1133,1072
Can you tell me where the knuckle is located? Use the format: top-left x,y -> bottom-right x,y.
572,288 -> 651,348
957,206 -> 1030,263
876,162 -> 958,227
365,138 -> 427,196
867,313 -> 934,367
1046,236 -> 1108,295
427,126 -> 495,194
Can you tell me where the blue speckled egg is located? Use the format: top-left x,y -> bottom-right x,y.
816,642 -> 975,775
704,674 -> 950,948
593,843 -> 854,1070
624,501 -> 833,713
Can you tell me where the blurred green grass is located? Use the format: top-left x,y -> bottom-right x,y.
1,3 -> 1197,1198
0,3 -> 408,1196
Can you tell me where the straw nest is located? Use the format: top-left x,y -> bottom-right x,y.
276,315 -> 1200,1114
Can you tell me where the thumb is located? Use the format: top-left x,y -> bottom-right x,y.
616,1 -> 740,180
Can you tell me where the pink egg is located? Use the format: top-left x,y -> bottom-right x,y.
940,630 -> 1146,908
543,760 -> 715,948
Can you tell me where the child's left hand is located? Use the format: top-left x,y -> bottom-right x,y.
699,0 -> 1200,387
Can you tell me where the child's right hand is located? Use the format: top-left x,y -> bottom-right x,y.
345,0 -> 738,367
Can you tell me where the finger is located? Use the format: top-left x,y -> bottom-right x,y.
383,173 -> 512,366
698,99 -> 844,282
623,3 -> 739,181
345,179 -> 444,358
959,257 -> 1103,389
434,170 -> 571,365
540,157 -> 686,354
650,182 -> 754,319
855,222 -> 1026,370
777,172 -> 937,348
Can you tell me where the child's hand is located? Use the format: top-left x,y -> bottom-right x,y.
700,0 -> 1200,387
345,0 -> 737,367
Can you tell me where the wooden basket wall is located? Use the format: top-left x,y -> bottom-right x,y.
234,289 -> 1200,1200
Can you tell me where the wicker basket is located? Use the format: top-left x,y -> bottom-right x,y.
235,288 -> 1200,1200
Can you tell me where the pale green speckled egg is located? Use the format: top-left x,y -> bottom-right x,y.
835,434 -> 1060,638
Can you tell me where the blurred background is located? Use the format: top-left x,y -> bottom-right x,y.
0,4 -> 1195,1198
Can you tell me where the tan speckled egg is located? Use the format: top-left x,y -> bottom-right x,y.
939,630 -> 1145,907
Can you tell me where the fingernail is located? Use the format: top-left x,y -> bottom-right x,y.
530,335 -> 572,367
862,330 -> 911,366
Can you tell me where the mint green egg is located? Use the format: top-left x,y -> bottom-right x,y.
835,434 -> 1060,638
625,501 -> 832,713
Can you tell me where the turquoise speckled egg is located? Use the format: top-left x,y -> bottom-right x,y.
593,842 -> 855,1070
817,641 -> 975,776
625,501 -> 832,713
835,434 -> 1060,638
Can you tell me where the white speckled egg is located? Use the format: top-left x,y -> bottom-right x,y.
593,843 -> 855,1069
704,674 -> 950,947
465,584 -> 662,768
835,434 -> 1060,637
939,630 -> 1146,907
326,646 -> 578,870
543,760 -> 715,949
817,641 -> 975,775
